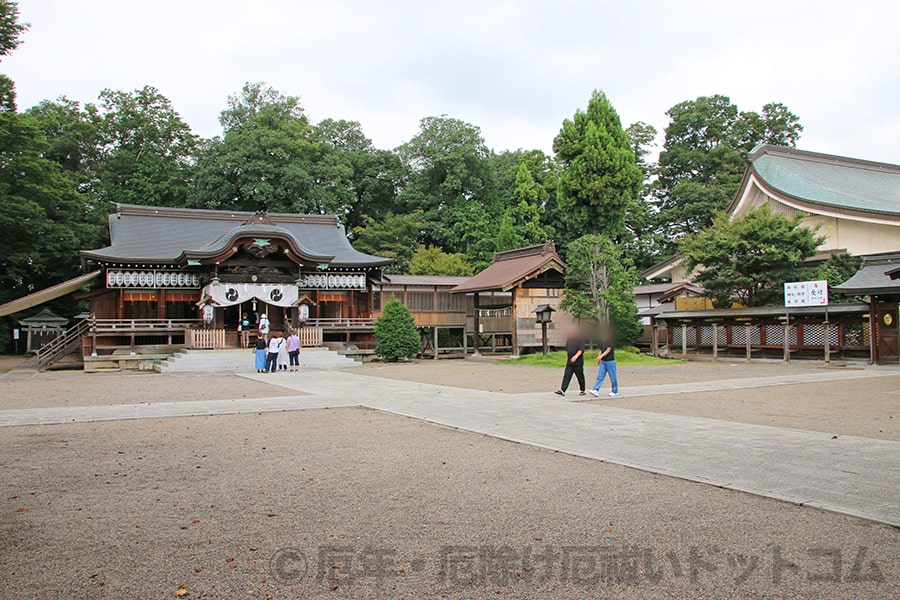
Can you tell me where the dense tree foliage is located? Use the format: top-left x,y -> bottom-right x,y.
680,206 -> 823,307
408,246 -> 474,277
653,95 -> 803,252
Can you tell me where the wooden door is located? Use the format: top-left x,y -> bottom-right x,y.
875,301 -> 899,364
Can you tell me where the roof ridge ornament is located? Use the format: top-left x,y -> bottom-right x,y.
245,210 -> 277,226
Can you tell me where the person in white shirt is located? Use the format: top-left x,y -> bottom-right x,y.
266,330 -> 283,373
258,314 -> 270,341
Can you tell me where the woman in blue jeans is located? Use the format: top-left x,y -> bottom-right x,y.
590,336 -> 619,398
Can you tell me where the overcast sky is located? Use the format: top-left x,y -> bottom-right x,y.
5,0 -> 900,163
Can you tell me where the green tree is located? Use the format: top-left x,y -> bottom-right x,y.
351,211 -> 425,273
816,252 -> 861,303
552,90 -> 643,237
0,0 -> 26,58
0,0 -> 28,113
625,121 -> 658,178
654,95 -> 803,248
409,245 -> 474,276
91,86 -> 197,207
190,83 -> 326,213
559,234 -> 642,345
374,297 -> 420,361
396,115 -> 491,249
681,205 -> 824,308
312,118 -> 404,230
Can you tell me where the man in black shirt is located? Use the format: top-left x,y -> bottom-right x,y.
555,326 -> 586,396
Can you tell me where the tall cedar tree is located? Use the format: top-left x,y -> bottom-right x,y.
552,90 -> 643,237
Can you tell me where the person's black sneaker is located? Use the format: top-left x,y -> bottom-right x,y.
554,390 -> 565,396
579,391 -> 586,396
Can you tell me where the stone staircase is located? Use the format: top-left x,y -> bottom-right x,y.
154,347 -> 361,373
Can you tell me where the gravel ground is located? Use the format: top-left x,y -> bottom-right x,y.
0,372 -> 296,410
357,360 -> 900,441
1,408 -> 896,599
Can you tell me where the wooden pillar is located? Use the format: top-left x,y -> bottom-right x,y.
869,297 -> 877,365
117,289 -> 124,320
433,326 -> 439,360
158,288 -> 166,319
681,323 -> 687,357
541,321 -> 549,356
651,317 -> 659,357
824,311 -> 831,364
472,293 -> 481,356
712,324 -> 718,361
745,323 -> 752,362
510,287 -> 519,358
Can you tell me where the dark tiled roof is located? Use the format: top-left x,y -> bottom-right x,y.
450,243 -> 565,293
81,204 -> 391,268
834,253 -> 900,295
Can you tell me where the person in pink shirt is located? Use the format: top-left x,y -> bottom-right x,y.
286,329 -> 301,372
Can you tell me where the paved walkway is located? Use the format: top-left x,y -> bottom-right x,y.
0,368 -> 897,527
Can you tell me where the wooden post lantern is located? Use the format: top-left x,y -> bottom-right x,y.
533,304 -> 555,356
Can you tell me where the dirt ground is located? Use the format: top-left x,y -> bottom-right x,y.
357,360 -> 900,441
1,408 -> 897,599
0,372 -> 296,410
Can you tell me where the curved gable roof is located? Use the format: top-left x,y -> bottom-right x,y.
736,145 -> 900,219
81,204 -> 392,268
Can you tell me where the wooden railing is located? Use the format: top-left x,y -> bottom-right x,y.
299,327 -> 323,347
36,318 -> 90,370
185,328 -> 226,349
304,318 -> 374,329
91,318 -> 201,333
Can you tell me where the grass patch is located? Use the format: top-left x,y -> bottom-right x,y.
501,349 -> 679,368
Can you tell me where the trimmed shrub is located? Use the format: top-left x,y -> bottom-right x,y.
374,297 -> 419,361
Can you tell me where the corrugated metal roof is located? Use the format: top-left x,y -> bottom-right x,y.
81,204 -> 392,267
450,243 -> 565,293
748,145 -> 900,217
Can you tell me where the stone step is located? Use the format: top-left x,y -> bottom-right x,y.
154,347 -> 360,373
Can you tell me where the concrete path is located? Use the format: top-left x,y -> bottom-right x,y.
0,368 -> 897,527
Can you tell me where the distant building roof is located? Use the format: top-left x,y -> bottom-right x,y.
834,253 -> 900,295
633,281 -> 704,297
450,243 -> 565,294
380,275 -> 472,287
81,204 -> 392,268
730,145 -> 900,220
18,307 -> 69,324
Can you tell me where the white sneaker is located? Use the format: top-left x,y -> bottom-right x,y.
608,392 -> 619,397
589,389 -> 600,398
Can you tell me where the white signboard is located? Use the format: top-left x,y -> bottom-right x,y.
784,280 -> 829,307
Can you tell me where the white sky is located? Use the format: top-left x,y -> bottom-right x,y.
5,0 -> 900,163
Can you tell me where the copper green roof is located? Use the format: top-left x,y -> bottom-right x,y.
743,145 -> 900,217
